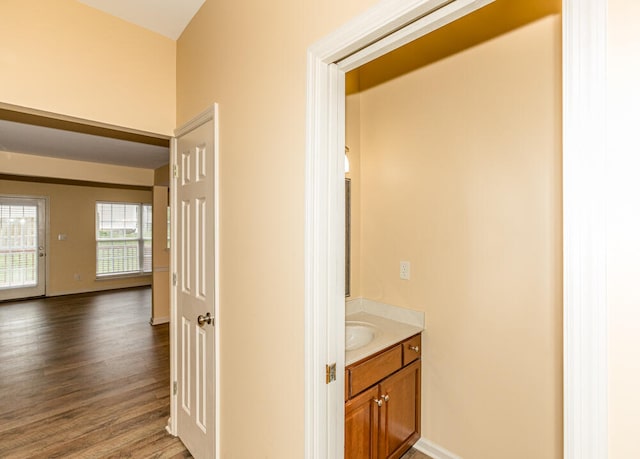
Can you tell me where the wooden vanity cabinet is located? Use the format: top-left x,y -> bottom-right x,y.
345,385 -> 380,459
345,334 -> 422,459
378,360 -> 421,458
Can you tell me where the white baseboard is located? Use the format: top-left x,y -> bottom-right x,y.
150,316 -> 170,325
414,438 -> 462,459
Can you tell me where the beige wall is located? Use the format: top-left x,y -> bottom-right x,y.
349,16 -> 562,458
0,0 -> 175,135
0,178 -> 152,296
0,151 -> 155,187
4,0 -> 639,455
151,186 -> 170,323
154,165 -> 171,187
607,1 -> 640,457
176,0 -> 379,456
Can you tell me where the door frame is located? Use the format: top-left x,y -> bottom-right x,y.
0,194 -> 49,300
168,105 -> 221,459
304,0 -> 607,457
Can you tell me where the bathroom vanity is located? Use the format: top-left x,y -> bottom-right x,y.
345,302 -> 423,459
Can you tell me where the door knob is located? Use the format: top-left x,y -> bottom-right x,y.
197,312 -> 213,326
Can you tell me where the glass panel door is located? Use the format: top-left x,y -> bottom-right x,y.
0,197 -> 46,301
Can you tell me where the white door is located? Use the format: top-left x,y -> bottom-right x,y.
173,108 -> 217,459
0,196 -> 46,301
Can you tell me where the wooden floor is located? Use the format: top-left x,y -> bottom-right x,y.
0,287 -> 432,458
0,287 -> 191,458
400,448 -> 432,459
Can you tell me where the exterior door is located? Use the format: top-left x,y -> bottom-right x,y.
174,109 -> 217,458
0,196 -> 46,301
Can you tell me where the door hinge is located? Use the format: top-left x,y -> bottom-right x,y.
172,273 -> 177,286
173,164 -> 179,179
326,363 -> 336,384
173,381 -> 178,395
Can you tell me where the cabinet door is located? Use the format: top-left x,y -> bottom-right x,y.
345,385 -> 380,459
379,360 -> 421,459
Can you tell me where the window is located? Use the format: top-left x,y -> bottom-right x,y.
96,202 -> 152,276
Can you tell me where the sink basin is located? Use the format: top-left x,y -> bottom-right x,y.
345,321 -> 377,351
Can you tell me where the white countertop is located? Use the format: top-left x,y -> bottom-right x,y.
345,311 -> 423,366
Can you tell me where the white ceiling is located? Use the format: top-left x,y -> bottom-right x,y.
0,119 -> 170,170
76,0 -> 206,40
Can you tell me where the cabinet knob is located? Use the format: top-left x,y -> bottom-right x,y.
409,345 -> 420,353
382,394 -> 389,402
374,398 -> 383,407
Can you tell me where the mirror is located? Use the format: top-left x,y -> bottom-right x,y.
346,178 -> 351,297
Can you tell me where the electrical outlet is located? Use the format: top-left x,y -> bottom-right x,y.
400,261 -> 410,280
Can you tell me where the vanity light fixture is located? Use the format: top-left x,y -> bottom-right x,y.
345,146 -> 350,173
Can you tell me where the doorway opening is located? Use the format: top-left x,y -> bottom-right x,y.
305,0 -> 607,457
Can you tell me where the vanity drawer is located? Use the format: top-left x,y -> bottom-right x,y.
348,344 -> 402,397
402,334 -> 422,366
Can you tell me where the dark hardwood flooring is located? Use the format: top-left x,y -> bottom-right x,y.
0,287 -> 433,458
400,448 -> 432,459
0,287 -> 191,458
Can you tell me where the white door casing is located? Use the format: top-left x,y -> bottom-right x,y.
0,196 -> 47,301
305,0 -> 607,458
304,1 -> 495,456
170,106 -> 219,459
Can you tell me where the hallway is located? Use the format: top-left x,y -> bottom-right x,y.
0,287 -> 190,458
